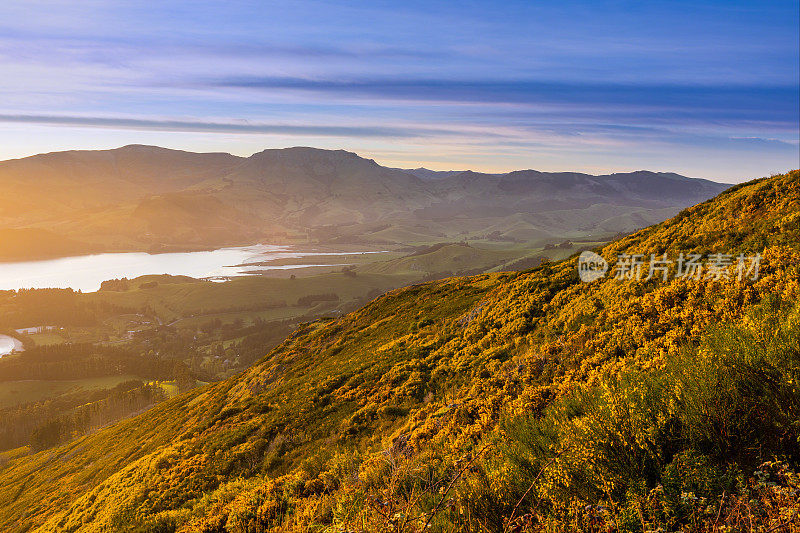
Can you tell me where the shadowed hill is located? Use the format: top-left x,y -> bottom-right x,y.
430,169 -> 725,213
0,146 -> 729,255
0,170 -> 794,531
0,228 -> 94,261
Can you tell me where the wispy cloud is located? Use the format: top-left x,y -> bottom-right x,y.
203,77 -> 799,121
0,114 -> 461,138
0,0 -> 796,180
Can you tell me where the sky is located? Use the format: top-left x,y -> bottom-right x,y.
0,0 -> 797,182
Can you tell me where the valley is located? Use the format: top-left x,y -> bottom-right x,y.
0,169 -> 795,532
0,234 -> 587,460
2,0 -> 797,529
1,144 -> 649,460
1,147 -> 796,533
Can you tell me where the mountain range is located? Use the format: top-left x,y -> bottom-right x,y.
0,170 -> 795,532
0,145 -> 728,259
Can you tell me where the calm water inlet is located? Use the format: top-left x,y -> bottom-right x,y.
0,245 -> 378,293
0,334 -> 23,357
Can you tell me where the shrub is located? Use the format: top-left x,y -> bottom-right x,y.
491,299 -> 800,530
669,298 -> 800,463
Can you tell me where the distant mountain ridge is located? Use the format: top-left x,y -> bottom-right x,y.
393,167 -> 472,179
0,145 -> 730,257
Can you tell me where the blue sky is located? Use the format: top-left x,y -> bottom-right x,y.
0,0 -> 797,181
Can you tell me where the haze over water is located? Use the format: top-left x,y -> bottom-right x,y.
0,335 -> 22,357
0,245 -> 370,293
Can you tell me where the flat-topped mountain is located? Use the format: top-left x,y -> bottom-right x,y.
0,145 -> 729,258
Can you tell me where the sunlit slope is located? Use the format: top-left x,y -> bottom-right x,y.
0,276 -> 495,531
0,171 -> 795,532
0,145 -> 728,255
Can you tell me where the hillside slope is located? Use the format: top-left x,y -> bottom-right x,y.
0,146 -> 728,255
359,243 -> 516,277
0,171 -> 796,532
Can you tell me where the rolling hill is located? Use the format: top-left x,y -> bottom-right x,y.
0,228 -> 94,261
0,146 -> 728,258
0,170 -> 795,532
358,242 -> 516,277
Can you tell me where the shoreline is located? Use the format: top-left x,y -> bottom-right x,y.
0,242 -> 400,293
0,241 -> 399,265
0,334 -> 24,358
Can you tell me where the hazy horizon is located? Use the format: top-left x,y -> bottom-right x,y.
0,143 -> 790,185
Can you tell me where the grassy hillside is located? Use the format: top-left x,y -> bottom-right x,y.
359,243 -> 516,277
0,171 -> 796,532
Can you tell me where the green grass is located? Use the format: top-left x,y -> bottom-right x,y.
149,380 -> 180,398
25,332 -> 65,346
87,272 -> 420,323
252,251 -> 402,268
360,243 -> 517,276
169,306 -> 307,329
0,375 -> 144,409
